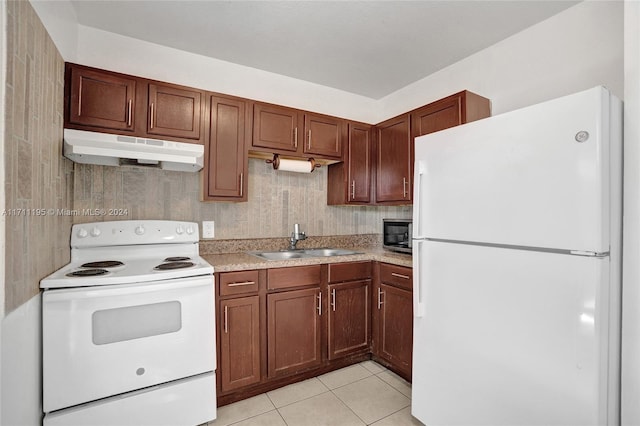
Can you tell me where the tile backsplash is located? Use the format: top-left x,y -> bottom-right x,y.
73,158 -> 412,239
4,0 -> 73,313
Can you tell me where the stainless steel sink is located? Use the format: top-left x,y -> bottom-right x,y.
248,248 -> 360,261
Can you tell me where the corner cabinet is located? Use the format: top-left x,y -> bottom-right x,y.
375,114 -> 412,204
327,122 -> 373,205
372,262 -> 413,381
202,95 -> 249,201
252,102 -> 343,160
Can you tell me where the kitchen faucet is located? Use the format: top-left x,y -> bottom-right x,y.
288,223 -> 307,250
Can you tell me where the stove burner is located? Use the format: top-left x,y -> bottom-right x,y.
164,256 -> 191,262
66,268 -> 110,277
81,260 -> 124,268
154,261 -> 195,271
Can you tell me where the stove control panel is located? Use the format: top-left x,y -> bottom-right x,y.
72,220 -> 200,248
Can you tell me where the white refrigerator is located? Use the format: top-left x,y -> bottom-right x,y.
411,86 -> 622,426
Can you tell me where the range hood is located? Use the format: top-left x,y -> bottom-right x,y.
63,129 -> 204,172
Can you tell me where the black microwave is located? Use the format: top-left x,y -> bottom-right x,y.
383,219 -> 412,254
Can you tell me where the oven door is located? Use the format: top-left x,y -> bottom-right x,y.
42,276 -> 215,413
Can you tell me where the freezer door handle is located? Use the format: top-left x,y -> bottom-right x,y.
413,239 -> 426,317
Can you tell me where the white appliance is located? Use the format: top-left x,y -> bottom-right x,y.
411,86 -> 622,425
41,220 -> 216,426
63,128 -> 204,171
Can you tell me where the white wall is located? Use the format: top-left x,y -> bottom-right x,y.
622,1 -> 640,424
0,295 -> 42,426
376,0 -> 624,122
74,25 -> 377,124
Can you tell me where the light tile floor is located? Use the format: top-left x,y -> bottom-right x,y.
208,361 -> 424,426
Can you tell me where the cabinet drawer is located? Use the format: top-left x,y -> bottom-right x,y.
328,261 -> 372,283
219,270 -> 259,296
379,263 -> 413,291
267,265 -> 321,290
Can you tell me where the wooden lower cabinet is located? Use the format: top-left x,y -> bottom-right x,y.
327,280 -> 371,360
267,287 -> 322,377
216,261 -> 413,406
376,283 -> 413,377
373,263 -> 413,380
219,295 -> 261,392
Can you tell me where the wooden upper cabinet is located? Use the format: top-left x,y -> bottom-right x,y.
68,65 -> 136,132
252,103 -> 300,152
375,114 -> 412,203
327,122 -> 372,205
303,113 -> 342,158
252,103 -> 343,160
411,90 -> 491,138
147,83 -> 203,140
203,95 -> 248,201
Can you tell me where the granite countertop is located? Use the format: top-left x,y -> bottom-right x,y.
202,247 -> 412,272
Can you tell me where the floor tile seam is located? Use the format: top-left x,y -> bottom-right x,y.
224,406 -> 279,426
323,370 -> 381,392
367,405 -> 415,426
374,371 -> 412,395
270,388 -> 333,410
327,387 -> 369,426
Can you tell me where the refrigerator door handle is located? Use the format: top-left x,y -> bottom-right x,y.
413,160 -> 427,239
413,239 -> 426,317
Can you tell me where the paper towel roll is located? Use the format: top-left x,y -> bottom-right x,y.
269,155 -> 318,173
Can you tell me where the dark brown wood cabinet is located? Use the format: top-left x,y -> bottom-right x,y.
327,261 -> 372,360
252,103 -> 343,160
373,263 -> 413,380
267,287 -> 322,377
220,295 -> 261,392
147,83 -> 203,140
375,114 -> 412,204
67,65 -> 136,132
203,95 -> 249,201
411,90 -> 491,138
327,122 -> 372,205
218,270 -> 261,393
65,63 -> 206,145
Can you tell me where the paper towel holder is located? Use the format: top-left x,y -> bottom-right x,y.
266,154 -> 320,173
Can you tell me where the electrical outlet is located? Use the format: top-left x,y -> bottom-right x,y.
202,221 -> 215,239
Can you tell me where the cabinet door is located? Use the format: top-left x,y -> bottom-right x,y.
252,103 -> 300,152
328,280 -> 371,360
377,283 -> 413,377
148,83 -> 202,140
376,114 -> 412,203
220,296 -> 261,392
68,66 -> 136,131
204,96 -> 248,201
267,288 -> 322,377
347,123 -> 372,203
411,96 -> 462,138
303,113 -> 342,158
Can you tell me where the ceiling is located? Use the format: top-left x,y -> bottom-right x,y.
70,0 -> 580,100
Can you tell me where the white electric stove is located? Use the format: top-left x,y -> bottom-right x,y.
41,220 -> 217,426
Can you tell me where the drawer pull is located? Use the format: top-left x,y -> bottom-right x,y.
391,272 -> 411,280
227,281 -> 256,287
223,305 -> 228,334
